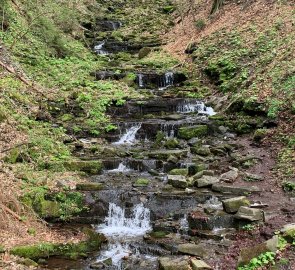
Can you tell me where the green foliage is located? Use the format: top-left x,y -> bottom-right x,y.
282,181 -> 295,193
238,252 -> 276,270
242,224 -> 256,231
194,19 -> 206,30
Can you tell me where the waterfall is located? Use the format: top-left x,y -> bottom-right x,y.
94,41 -> 108,55
161,123 -> 175,138
96,204 -> 152,269
113,123 -> 142,145
138,74 -> 145,88
159,72 -> 174,90
176,100 -> 216,116
108,162 -> 131,173
180,214 -> 189,232
204,196 -> 223,210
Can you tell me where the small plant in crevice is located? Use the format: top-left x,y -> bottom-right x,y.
194,19 -> 206,30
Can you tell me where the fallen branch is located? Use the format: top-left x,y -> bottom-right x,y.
0,60 -> 45,97
1,203 -> 23,222
0,142 -> 27,154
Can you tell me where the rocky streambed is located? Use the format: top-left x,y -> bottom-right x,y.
39,17 -> 295,270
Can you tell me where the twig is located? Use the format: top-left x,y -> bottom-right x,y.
0,142 -> 27,154
1,203 -> 23,222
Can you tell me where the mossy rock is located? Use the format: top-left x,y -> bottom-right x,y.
63,160 -> 102,174
169,168 -> 188,176
191,146 -> 211,156
39,200 -> 61,218
4,147 -> 22,164
138,47 -> 152,59
0,245 -> 5,253
164,138 -> 179,149
178,125 -> 208,140
133,178 -> 149,187
150,231 -> 169,238
76,183 -> 103,191
10,231 -> 106,260
253,129 -> 268,142
17,258 -> 38,267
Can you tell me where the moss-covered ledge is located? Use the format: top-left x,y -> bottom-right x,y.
10,229 -> 107,261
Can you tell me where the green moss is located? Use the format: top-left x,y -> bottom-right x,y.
164,138 -> 179,149
168,168 -> 188,176
178,125 -> 208,140
10,231 -> 105,260
253,129 -> 268,142
150,231 -> 169,238
134,178 -> 150,187
63,160 -> 102,174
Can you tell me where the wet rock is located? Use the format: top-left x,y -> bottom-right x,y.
281,223 -> 295,243
188,211 -> 236,230
222,196 -> 250,213
191,259 -> 212,270
158,256 -> 190,270
234,206 -> 264,221
168,175 -> 187,189
195,176 -> 219,188
138,47 -> 152,59
238,236 -> 279,266
148,150 -> 188,160
76,182 -> 103,191
212,183 -> 261,195
219,168 -> 239,183
177,243 -> 207,257
178,125 -> 208,140
161,114 -> 185,121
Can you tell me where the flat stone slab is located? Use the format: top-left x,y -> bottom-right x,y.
159,256 -> 190,270
212,183 -> 261,195
235,206 -> 264,221
76,182 -> 103,191
222,196 -> 250,213
191,259 -> 212,270
148,150 -> 188,160
178,243 -> 207,257
195,176 -> 219,188
168,175 -> 187,189
238,236 -> 278,266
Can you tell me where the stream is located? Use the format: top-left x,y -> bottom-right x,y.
45,18 -> 268,270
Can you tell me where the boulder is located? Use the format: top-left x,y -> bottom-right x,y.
191,146 -> 211,156
222,196 -> 250,213
238,236 -> 279,266
177,243 -> 207,257
158,256 -> 190,270
195,176 -> 219,188
281,223 -> 295,243
220,168 -> 239,183
168,175 -> 187,189
191,259 -> 212,270
243,173 -> 263,182
212,184 -> 261,195
234,206 -> 264,221
178,125 -> 208,140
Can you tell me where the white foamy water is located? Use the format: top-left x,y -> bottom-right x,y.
96,203 -> 152,269
159,72 -> 174,90
113,123 -> 142,145
204,196 -> 223,210
176,101 -> 216,116
138,74 -> 145,88
97,203 -> 151,237
94,41 -> 109,55
108,162 -> 131,173
180,214 -> 189,231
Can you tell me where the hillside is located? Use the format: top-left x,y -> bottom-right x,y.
0,0 -> 294,269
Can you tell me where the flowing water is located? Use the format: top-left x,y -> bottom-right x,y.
113,123 -> 142,145
96,203 -> 152,269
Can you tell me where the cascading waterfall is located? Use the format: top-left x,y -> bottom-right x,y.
138,74 -> 145,88
113,123 -> 142,145
96,203 -> 152,269
176,100 -> 216,116
161,123 -> 175,138
94,41 -> 108,55
159,72 -> 174,90
108,162 -> 131,173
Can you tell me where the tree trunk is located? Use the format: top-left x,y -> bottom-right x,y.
210,0 -> 224,14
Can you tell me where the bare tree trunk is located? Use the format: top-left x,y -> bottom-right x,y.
210,0 -> 224,14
